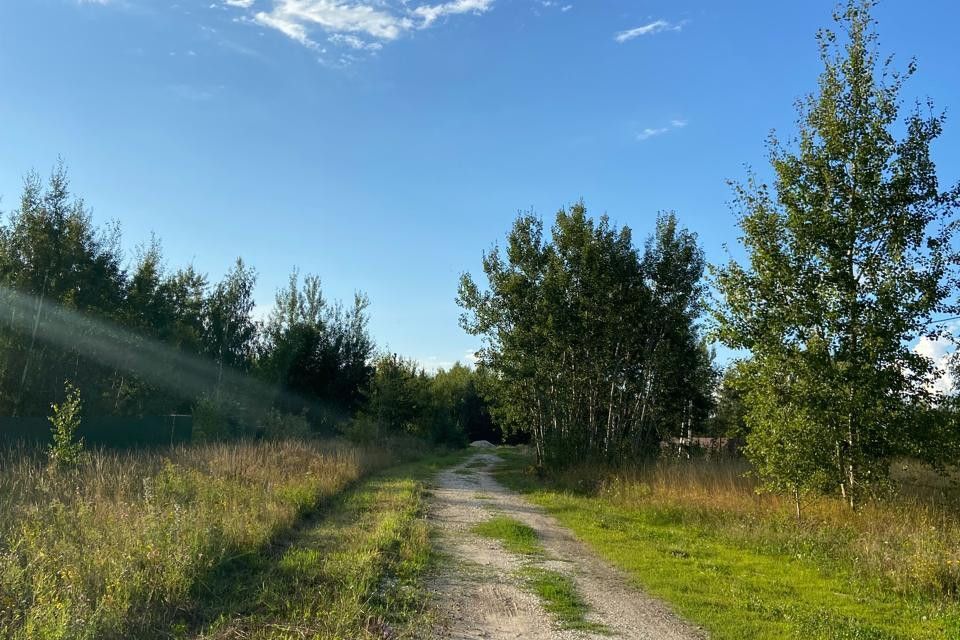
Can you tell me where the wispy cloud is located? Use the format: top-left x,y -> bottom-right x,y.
229,0 -> 493,55
329,33 -> 383,50
614,19 -> 683,43
636,118 -> 686,142
536,1 -> 572,15
167,83 -> 224,102
414,0 -> 493,28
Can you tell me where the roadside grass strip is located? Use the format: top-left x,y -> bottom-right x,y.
518,566 -> 610,634
472,515 -> 544,555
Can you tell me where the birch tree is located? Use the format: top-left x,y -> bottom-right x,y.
713,1 -> 960,508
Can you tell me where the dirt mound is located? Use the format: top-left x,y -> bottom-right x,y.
469,440 -> 496,448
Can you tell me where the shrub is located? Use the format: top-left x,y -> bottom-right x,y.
191,394 -> 235,441
261,409 -> 311,439
342,415 -> 380,444
47,383 -> 84,469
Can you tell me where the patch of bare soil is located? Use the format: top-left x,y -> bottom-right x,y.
426,452 -> 707,639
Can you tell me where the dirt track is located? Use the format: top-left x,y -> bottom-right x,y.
427,451 -> 706,639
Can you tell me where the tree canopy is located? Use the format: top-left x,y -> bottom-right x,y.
459,203 -> 713,467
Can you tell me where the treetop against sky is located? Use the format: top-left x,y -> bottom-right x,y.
0,0 -> 957,369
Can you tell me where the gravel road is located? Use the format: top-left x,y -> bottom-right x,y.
426,452 -> 707,639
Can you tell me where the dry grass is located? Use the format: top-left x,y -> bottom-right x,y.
558,456 -> 960,599
0,438 -> 397,639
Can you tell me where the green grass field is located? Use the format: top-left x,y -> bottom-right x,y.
0,439 -> 465,640
172,448 -> 468,639
494,448 -> 960,640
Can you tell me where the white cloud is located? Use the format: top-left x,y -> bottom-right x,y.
249,1 -> 408,52
636,117 -> 687,142
253,8 -> 315,46
614,19 -> 683,43
636,126 -> 668,141
329,33 -> 382,50
414,0 -> 493,28
240,0 -> 493,55
915,330 -> 957,395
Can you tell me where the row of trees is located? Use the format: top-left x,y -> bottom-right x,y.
460,2 -> 960,513
0,167 -> 493,445
458,206 -> 714,466
359,357 -> 498,445
0,166 -> 270,419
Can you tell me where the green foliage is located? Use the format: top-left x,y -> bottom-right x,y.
342,414 -> 381,444
203,258 -> 258,381
712,1 -> 960,508
191,393 -> 236,441
459,204 -> 713,467
256,270 -> 375,430
260,408 -> 311,439
365,354 -> 428,436
47,382 -> 84,468
433,363 -> 500,443
706,362 -> 749,439
740,359 -> 838,515
0,163 -> 264,419
0,166 -> 379,442
360,355 -> 487,446
0,163 -> 125,417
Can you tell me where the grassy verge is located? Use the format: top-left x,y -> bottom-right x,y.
174,449 -> 468,639
495,447 -> 960,640
0,438 -> 454,639
472,515 -> 543,555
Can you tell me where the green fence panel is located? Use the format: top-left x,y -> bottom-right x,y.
0,415 -> 193,447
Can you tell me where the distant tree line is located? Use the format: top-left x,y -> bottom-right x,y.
0,166 -> 490,445
355,356 -> 498,446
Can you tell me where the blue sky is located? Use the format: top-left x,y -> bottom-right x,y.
1,0 -> 958,370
